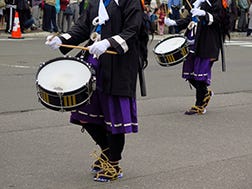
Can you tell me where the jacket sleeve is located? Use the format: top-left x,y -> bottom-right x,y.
107,0 -> 142,54
199,0 -> 222,26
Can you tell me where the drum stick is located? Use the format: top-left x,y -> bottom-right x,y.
185,0 -> 193,9
48,32 -> 60,41
59,44 -> 118,55
184,0 -> 200,22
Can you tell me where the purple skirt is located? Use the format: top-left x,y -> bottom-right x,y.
70,55 -> 138,134
182,52 -> 213,86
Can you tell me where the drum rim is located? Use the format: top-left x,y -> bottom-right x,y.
36,78 -> 95,111
36,81 -> 91,96
38,90 -> 94,111
36,56 -> 93,79
153,35 -> 187,55
36,56 -> 96,111
36,56 -> 94,93
157,53 -> 188,67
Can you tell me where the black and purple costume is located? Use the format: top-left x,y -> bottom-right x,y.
58,0 -> 142,162
175,0 -> 224,108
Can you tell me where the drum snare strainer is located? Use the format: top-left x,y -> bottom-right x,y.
36,56 -> 96,112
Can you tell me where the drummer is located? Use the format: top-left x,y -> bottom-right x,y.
45,0 -> 142,182
164,0 -> 230,115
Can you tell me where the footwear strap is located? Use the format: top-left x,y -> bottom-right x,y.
202,90 -> 213,108
191,105 -> 205,113
91,149 -> 109,169
94,161 -> 121,181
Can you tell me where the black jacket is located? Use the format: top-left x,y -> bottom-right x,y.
59,0 -> 142,98
176,0 -> 223,59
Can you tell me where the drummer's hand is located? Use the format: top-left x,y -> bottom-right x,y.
192,0 -> 206,8
45,35 -> 62,50
190,8 -> 206,17
88,39 -> 110,58
164,17 -> 177,26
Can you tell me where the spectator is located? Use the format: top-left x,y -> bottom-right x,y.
4,0 -> 17,33
17,0 -> 35,33
55,0 -> 60,29
167,0 -> 182,33
62,1 -> 73,32
247,0 -> 252,36
57,0 -> 69,33
78,0 -> 84,15
150,8 -> 159,33
31,0 -> 42,29
42,0 -> 58,32
0,5 -> 5,30
67,0 -> 82,26
158,6 -> 165,35
237,0 -> 249,32
228,0 -> 239,32
150,0 -> 157,11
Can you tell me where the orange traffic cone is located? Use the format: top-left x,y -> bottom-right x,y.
9,11 -> 24,39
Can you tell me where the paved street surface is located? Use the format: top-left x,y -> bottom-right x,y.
1,31 -> 252,189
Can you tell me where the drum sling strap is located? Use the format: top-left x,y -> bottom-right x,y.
75,0 -> 111,59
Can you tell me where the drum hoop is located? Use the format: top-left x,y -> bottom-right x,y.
154,47 -> 188,65
153,35 -> 187,55
36,56 -> 94,93
38,90 -> 94,111
157,54 -> 188,66
36,56 -> 93,82
155,45 -> 189,66
36,78 -> 95,111
36,82 -> 89,97
36,56 -> 96,111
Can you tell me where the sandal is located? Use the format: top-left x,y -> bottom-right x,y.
202,89 -> 214,108
185,105 -> 206,115
93,161 -> 123,182
90,148 -> 109,173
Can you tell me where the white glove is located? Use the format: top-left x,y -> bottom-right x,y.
193,0 -> 205,8
88,39 -> 110,58
164,17 -> 177,26
190,8 -> 206,17
45,35 -> 62,50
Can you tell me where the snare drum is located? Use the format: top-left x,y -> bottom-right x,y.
36,56 -> 96,111
153,35 -> 189,67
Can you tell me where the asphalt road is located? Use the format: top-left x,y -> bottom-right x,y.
1,33 -> 252,189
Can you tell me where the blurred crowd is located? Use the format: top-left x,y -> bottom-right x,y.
144,0 -> 252,36
0,0 -> 251,36
0,0 -> 86,34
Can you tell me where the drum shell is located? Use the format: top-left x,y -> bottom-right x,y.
36,56 -> 96,112
153,35 -> 189,67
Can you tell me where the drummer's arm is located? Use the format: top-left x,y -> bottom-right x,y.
105,0 -> 142,55
175,14 -> 192,30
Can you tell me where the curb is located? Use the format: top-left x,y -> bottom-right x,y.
0,30 -> 51,38
0,31 -> 249,40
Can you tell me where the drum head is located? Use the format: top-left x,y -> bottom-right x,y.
37,58 -> 91,93
154,36 -> 186,54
